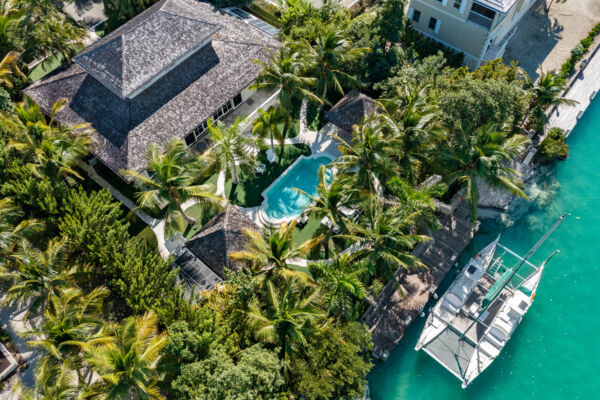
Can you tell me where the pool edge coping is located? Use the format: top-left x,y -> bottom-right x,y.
257,152 -> 336,226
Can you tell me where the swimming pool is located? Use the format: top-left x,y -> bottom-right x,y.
263,155 -> 333,222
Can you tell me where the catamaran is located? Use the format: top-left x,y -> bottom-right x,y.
415,214 -> 566,388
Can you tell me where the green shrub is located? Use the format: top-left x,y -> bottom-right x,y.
559,22 -> 600,79
0,327 -> 10,344
536,127 -> 569,163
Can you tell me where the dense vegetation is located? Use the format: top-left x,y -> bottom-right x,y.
0,0 -> 577,399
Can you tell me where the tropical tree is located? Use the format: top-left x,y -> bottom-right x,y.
386,176 -> 446,231
381,84 -> 445,183
12,362 -> 79,400
23,287 -> 111,382
0,51 -> 26,88
252,105 -> 285,152
527,70 -> 577,130
342,196 -> 429,280
206,117 -> 261,185
0,197 -> 39,266
84,312 -> 167,400
304,29 -> 369,100
0,237 -> 78,319
4,98 -> 94,180
230,220 -> 320,284
247,279 -> 326,361
436,121 -> 530,220
334,114 -> 397,195
122,138 -> 220,231
308,252 -> 369,319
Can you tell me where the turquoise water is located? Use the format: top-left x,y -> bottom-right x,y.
369,96 -> 600,399
265,156 -> 332,220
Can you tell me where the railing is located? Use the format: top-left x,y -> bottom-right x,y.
239,89 -> 281,131
467,11 -> 493,30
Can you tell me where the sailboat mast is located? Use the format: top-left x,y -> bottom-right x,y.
458,213 -> 567,340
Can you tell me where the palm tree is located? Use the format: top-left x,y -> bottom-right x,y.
0,197 -> 39,267
527,70 -> 577,130
0,51 -> 26,88
0,237 -> 78,319
206,117 -> 261,185
334,114 -> 396,195
13,362 -> 79,400
386,176 -> 446,231
252,106 -> 285,152
84,312 -> 167,400
380,84 -> 445,183
230,220 -> 320,284
247,279 -> 326,360
23,287 -> 111,382
252,44 -> 320,111
342,196 -> 429,280
436,121 -> 530,221
308,253 -> 369,319
297,167 -> 356,258
305,30 -> 369,101
5,98 -> 95,180
122,138 -> 220,230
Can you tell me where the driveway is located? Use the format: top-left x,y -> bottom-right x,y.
503,0 -> 600,81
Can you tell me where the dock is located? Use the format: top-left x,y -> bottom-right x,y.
362,197 -> 477,360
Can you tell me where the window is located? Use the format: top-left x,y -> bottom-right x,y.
453,0 -> 462,9
412,9 -> 421,23
428,17 -> 437,30
233,93 -> 243,107
184,133 -> 195,146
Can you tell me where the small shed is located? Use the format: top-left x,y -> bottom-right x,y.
325,89 -> 379,141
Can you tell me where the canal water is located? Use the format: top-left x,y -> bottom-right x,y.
369,95 -> 600,399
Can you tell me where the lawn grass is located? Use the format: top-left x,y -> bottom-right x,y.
294,214 -> 322,246
94,22 -> 107,38
28,54 -> 64,82
167,202 -> 222,240
207,143 -> 311,208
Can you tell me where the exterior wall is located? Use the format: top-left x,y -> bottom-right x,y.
408,0 -> 536,68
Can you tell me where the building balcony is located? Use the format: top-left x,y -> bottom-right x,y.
222,88 -> 280,132
467,11 -> 494,30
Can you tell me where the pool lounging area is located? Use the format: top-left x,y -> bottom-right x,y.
260,154 -> 334,224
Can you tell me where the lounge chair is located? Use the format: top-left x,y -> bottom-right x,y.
255,163 -> 266,174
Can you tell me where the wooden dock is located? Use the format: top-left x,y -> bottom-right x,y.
362,198 -> 477,360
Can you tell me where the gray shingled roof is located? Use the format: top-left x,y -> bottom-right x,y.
173,249 -> 223,296
24,0 -> 278,179
75,10 -> 221,99
473,0 -> 518,14
325,89 -> 379,134
185,206 -> 259,279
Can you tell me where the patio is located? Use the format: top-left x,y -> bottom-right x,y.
222,88 -> 280,130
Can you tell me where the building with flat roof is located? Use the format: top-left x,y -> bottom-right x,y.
407,0 -> 536,68
24,0 -> 278,180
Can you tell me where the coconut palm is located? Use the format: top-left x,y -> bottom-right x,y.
23,286 -> 111,381
5,98 -> 94,180
308,253 -> 369,319
304,30 -> 369,101
252,105 -> 285,152
12,362 -> 79,400
230,220 -> 321,284
252,44 -> 321,111
84,312 -> 167,400
527,70 -> 577,129
0,51 -> 26,88
334,114 -> 397,196
380,84 -> 445,183
342,196 -> 429,280
436,121 -> 530,221
206,117 -> 261,185
122,138 -> 220,231
386,176 -> 446,231
247,279 -> 326,360
297,166 -> 356,258
0,197 -> 39,267
0,237 -> 78,319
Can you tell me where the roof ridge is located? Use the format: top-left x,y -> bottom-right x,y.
223,206 -> 231,269
158,8 -> 223,29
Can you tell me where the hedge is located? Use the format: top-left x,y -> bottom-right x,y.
559,22 -> 600,79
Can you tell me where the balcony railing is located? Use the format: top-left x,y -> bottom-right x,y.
467,11 -> 494,30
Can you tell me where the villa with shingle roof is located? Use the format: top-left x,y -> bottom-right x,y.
24,0 -> 278,180
325,90 -> 378,142
173,206 -> 260,293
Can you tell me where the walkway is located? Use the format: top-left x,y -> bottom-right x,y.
362,199 -> 476,360
503,0 -> 600,81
